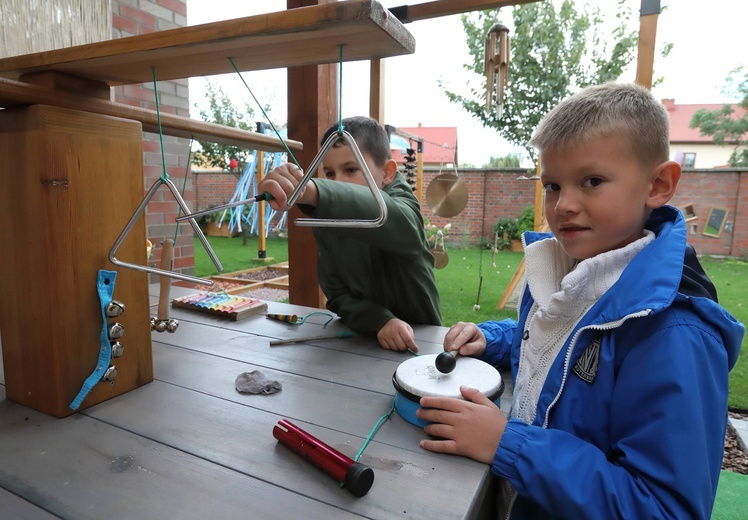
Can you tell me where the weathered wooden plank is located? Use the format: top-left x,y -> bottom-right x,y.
392,0 -> 536,22
0,486 -> 57,519
149,319 -> 435,396
0,387 -> 365,520
83,378 -> 491,519
0,77 -> 302,152
0,1 -> 414,86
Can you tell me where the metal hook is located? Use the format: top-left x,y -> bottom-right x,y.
286,129 -> 388,228
109,177 -> 219,286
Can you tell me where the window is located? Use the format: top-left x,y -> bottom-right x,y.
682,153 -> 696,168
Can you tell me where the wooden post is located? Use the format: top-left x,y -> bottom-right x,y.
635,0 -> 660,89
369,59 -> 385,122
256,150 -> 268,259
0,105 -> 154,417
286,0 -> 336,308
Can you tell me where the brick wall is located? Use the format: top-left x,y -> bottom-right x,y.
196,167 -> 748,258
111,0 -> 194,277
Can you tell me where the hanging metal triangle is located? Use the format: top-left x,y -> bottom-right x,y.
286,129 -> 388,228
108,176 -> 221,286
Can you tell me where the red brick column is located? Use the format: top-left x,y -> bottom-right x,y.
111,0 -> 194,278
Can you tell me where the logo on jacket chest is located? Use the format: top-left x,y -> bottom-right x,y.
573,331 -> 603,384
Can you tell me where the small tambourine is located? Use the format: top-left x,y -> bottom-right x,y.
392,353 -> 504,427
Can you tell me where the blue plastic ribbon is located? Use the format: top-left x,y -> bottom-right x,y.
70,269 -> 117,410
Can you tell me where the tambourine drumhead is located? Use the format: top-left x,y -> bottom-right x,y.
393,354 -> 503,427
394,353 -> 502,400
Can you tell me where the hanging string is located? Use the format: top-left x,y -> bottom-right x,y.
227,57 -> 301,169
151,67 -> 170,183
173,136 -> 194,244
337,45 -> 344,133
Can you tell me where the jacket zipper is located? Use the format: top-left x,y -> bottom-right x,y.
541,309 -> 651,429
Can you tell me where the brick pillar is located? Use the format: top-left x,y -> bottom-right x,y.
111,0 -> 194,279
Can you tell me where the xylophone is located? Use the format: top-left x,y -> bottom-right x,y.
172,292 -> 268,321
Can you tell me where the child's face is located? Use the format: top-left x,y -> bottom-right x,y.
321,144 -> 387,188
540,133 -> 656,260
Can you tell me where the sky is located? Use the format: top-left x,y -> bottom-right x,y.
187,0 -> 747,167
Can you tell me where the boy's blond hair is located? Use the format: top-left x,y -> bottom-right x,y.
529,82 -> 670,167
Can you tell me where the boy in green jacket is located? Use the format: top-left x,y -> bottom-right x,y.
259,116 -> 441,351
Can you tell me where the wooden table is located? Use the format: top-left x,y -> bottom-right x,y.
0,284 -> 513,519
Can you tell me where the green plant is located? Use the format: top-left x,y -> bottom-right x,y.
493,205 -> 535,250
493,217 -> 519,250
516,205 -> 535,237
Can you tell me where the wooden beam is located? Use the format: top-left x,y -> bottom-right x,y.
0,77 -> 301,152
390,0 -> 537,23
0,0 -> 414,86
369,59 -> 385,122
635,0 -> 661,89
286,0 -> 337,309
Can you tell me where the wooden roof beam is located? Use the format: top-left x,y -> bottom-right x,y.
389,0 -> 538,23
0,77 -> 302,152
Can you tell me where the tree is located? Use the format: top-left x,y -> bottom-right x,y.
689,68 -> 748,167
191,80 -> 269,170
444,0 -> 640,165
483,152 -> 522,168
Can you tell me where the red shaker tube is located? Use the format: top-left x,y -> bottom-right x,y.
273,419 -> 374,497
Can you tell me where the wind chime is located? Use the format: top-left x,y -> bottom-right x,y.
484,22 -> 510,120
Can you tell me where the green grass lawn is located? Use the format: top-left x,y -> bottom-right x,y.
194,236 -> 748,409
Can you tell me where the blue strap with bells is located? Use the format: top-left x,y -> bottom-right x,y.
70,269 -> 118,410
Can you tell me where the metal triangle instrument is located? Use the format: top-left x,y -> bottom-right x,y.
286,129 -> 387,228
109,176 -> 221,285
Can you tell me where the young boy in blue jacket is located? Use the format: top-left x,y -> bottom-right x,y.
259,116 -> 441,352
417,83 -> 744,519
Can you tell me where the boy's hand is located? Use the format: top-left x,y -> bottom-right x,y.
417,386 -> 506,464
377,318 -> 419,352
443,322 -> 487,357
257,163 -> 318,210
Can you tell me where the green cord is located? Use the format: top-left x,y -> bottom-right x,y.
227,57 -> 302,169
338,45 -> 344,133
349,347 -> 418,463
353,397 -> 397,462
296,311 -> 335,328
151,68 -> 169,183
173,137 -> 193,244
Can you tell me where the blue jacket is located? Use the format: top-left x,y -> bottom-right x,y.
479,206 -> 744,519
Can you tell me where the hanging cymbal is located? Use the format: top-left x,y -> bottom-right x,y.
426,173 -> 468,218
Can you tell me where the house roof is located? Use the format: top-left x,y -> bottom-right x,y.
387,124 -> 458,166
664,99 -> 747,143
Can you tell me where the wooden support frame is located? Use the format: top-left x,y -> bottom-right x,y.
0,0 -> 416,414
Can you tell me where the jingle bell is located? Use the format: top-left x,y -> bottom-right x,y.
102,365 -> 118,382
105,300 -> 125,317
150,317 -> 157,330
166,319 -> 179,333
154,320 -> 167,333
110,341 -> 124,358
108,322 -> 125,340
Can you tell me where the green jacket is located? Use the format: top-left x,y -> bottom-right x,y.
299,172 -> 441,337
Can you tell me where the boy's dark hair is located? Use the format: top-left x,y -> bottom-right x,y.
321,116 -> 392,167
529,82 -> 670,167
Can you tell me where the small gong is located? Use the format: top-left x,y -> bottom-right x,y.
426,173 -> 468,218
432,246 -> 449,269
